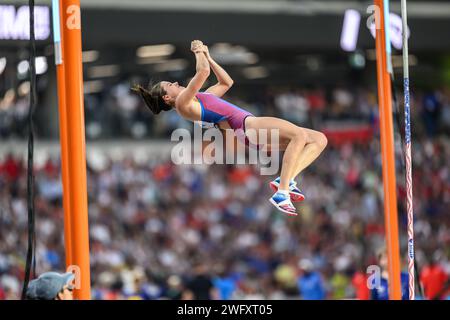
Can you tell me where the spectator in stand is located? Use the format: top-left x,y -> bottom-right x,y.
351,267 -> 370,300
212,265 -> 237,300
185,262 -> 218,300
422,90 -> 441,137
420,253 -> 449,300
0,286 -> 5,300
26,272 -> 75,300
297,259 -> 326,300
370,247 -> 409,300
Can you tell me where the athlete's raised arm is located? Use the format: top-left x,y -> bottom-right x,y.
203,45 -> 234,97
175,40 -> 210,108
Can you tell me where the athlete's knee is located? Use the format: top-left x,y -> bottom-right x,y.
315,132 -> 328,150
290,128 -> 307,143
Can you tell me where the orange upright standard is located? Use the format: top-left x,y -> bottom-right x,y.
57,0 -> 91,299
374,0 -> 402,300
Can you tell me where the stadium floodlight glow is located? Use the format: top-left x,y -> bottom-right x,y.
0,57 -> 6,74
36,56 -> 47,75
242,66 -> 269,79
136,44 -> 175,58
136,57 -> 168,65
153,59 -> 188,72
244,53 -> 259,64
82,50 -> 99,63
306,56 -> 321,71
392,54 -> 417,68
17,60 -> 29,75
17,57 -> 47,75
84,80 -> 104,94
366,49 -> 377,61
349,52 -> 366,69
87,64 -> 120,78
341,9 -> 361,52
211,43 -> 234,53
210,43 -> 258,65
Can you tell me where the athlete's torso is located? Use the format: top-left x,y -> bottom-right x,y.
177,92 -> 252,130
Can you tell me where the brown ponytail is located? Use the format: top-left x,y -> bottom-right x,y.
131,82 -> 172,114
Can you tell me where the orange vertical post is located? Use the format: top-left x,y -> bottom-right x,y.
60,0 -> 91,299
374,0 -> 402,300
53,0 -> 72,268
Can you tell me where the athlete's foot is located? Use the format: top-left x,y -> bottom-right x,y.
269,177 -> 305,202
269,190 -> 298,216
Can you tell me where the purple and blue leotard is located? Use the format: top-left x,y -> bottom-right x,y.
195,92 -> 258,148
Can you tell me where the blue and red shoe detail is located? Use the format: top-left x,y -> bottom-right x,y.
269,191 -> 298,216
269,177 -> 305,202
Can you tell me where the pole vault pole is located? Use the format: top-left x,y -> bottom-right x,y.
374,0 -> 402,300
400,0 -> 415,300
52,0 -> 72,269
59,0 -> 91,299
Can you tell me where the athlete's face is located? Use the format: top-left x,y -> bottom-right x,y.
161,81 -> 184,104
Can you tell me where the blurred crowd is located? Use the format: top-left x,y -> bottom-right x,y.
0,139 -> 448,299
0,83 -> 449,300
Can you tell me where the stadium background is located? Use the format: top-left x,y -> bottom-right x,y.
0,0 -> 449,299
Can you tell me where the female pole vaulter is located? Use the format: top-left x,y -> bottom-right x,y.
132,40 -> 327,216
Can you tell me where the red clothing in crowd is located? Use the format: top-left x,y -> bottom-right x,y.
352,271 -> 370,300
0,155 -> 21,181
420,264 -> 449,300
